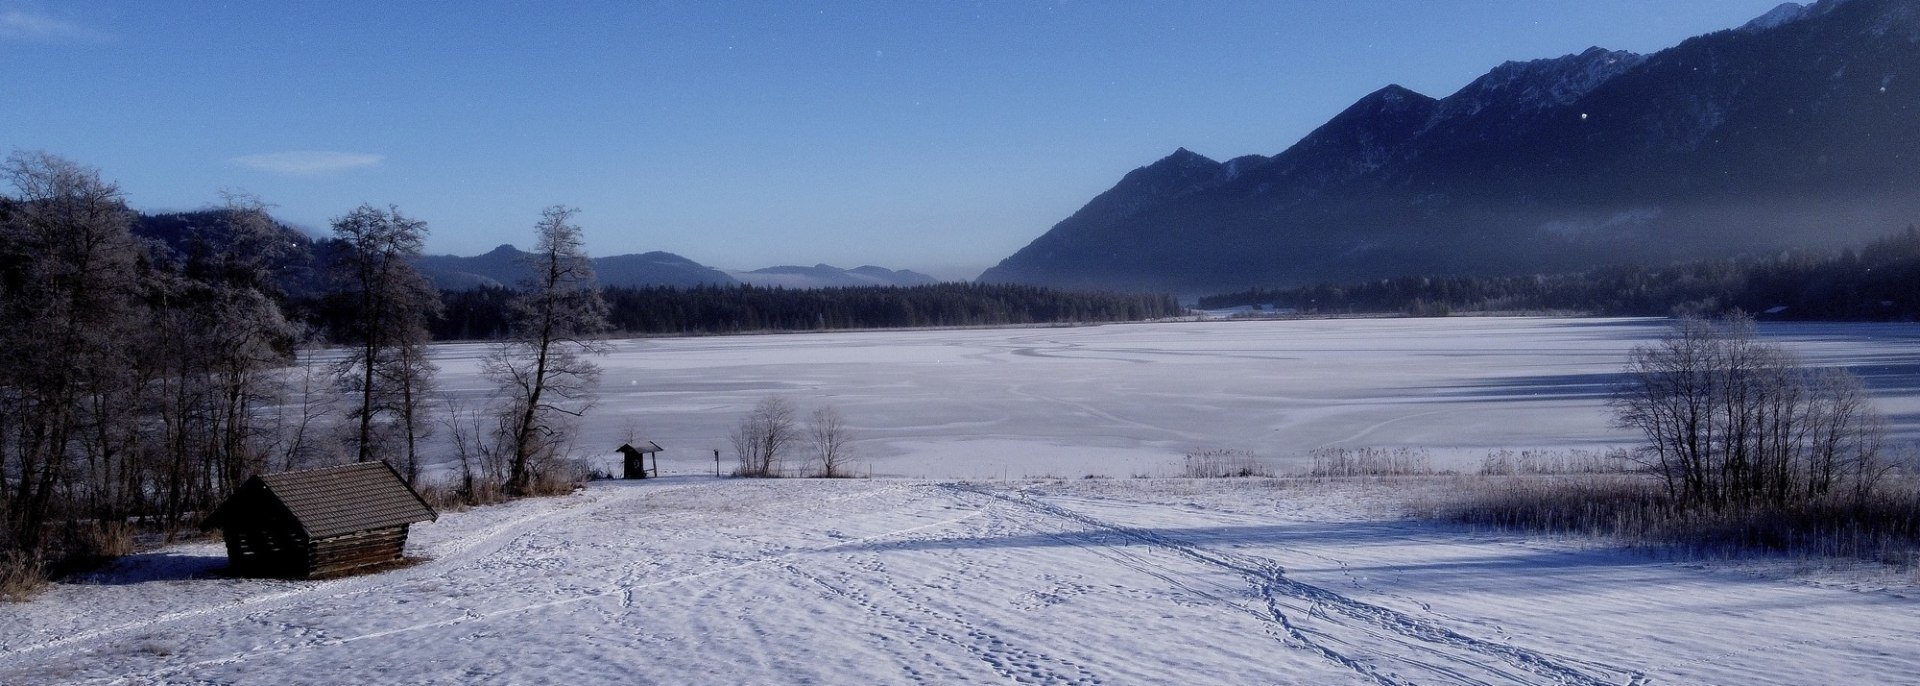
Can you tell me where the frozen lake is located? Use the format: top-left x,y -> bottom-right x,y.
422,317 -> 1920,479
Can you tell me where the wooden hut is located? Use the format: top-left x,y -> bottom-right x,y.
618,441 -> 663,479
201,462 -> 437,579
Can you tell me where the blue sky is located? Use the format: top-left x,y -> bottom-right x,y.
3,1 -> 1791,279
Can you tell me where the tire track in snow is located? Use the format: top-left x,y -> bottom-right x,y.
947,483 -> 1646,686
1311,409 -> 1454,450
1002,382 -> 1196,443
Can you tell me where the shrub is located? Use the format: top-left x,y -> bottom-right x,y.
1614,313 -> 1888,510
64,521 -> 134,563
417,457 -> 581,511
731,396 -> 796,478
519,459 -> 591,497
1309,447 -> 1434,477
1182,450 -> 1271,478
0,549 -> 47,602
1478,448 -> 1636,476
1459,313 -> 1919,567
1415,474 -> 1670,538
418,480 -> 502,511
807,405 -> 858,478
1417,473 -> 1920,567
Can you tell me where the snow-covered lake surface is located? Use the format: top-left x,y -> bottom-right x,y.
429,316 -> 1920,478
6,478 -> 1916,684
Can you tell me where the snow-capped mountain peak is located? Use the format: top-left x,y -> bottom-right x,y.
1442,46 -> 1645,118
1742,3 -> 1811,31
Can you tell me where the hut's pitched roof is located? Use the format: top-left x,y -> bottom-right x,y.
619,441 -> 663,454
205,462 -> 437,539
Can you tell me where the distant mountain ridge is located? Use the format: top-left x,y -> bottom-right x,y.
134,212 -> 940,292
415,247 -> 940,291
732,264 -> 941,289
979,0 -> 1920,295
414,245 -> 736,290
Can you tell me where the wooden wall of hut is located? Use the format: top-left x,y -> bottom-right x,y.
306,525 -> 412,579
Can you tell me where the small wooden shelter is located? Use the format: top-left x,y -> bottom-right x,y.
201,462 -> 437,579
618,441 -> 663,479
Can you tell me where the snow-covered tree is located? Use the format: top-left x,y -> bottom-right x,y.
486,206 -> 609,495
329,204 -> 439,479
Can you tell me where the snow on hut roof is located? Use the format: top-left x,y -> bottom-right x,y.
206,462 -> 437,539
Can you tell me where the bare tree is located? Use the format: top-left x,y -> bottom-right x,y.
141,272 -> 296,526
0,154 -> 311,585
328,204 -> 439,480
731,396 -> 796,477
188,195 -> 300,493
486,206 -> 609,495
443,396 -> 510,505
390,281 -> 439,485
0,152 -> 144,550
807,405 -> 856,477
1613,313 -> 1886,510
276,342 -> 343,472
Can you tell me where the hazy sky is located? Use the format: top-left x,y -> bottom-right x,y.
3,1 -> 1791,279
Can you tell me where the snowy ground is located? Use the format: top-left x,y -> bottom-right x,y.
5,477 -> 1917,685
8,317 -> 1917,684
425,317 -> 1920,478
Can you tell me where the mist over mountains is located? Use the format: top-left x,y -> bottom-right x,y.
979,0 -> 1920,295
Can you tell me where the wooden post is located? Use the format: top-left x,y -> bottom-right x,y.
714,449 -> 721,477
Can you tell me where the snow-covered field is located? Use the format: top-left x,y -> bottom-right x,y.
432,316 -> 1920,478
5,477 -> 1917,685
7,317 -> 1919,684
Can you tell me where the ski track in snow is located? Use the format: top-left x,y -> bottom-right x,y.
943,484 -> 1644,686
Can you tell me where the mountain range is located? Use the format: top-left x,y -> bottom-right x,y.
414,245 -> 734,290
732,264 -> 938,289
414,245 -> 939,291
133,213 -> 942,294
978,0 -> 1920,295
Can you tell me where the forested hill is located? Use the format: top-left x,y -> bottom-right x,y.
427,283 -> 1183,340
1199,227 -> 1920,320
